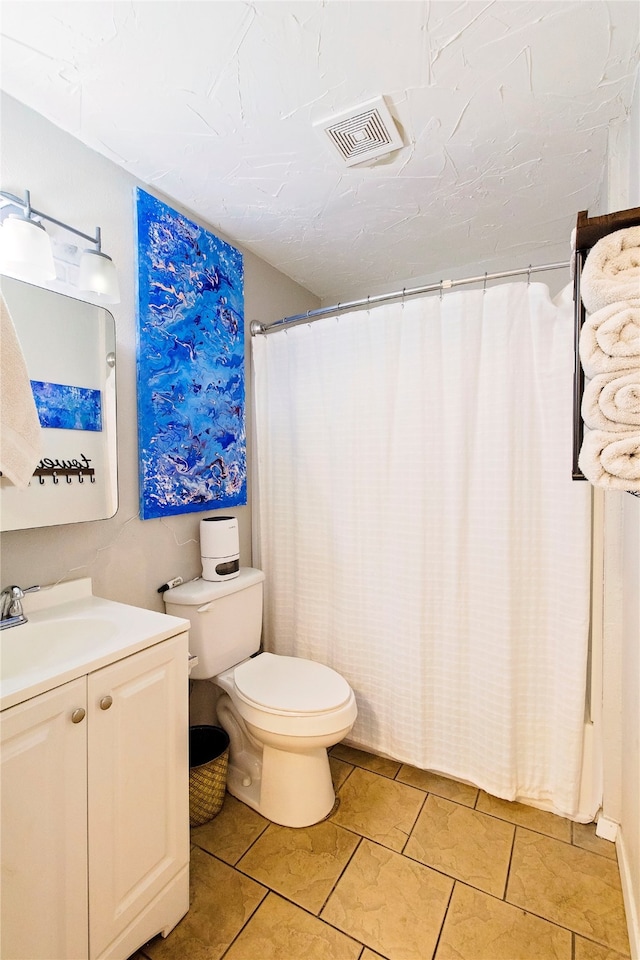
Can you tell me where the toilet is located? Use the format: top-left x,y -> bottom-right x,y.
164,568 -> 357,827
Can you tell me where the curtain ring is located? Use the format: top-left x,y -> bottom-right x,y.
483,272 -> 488,295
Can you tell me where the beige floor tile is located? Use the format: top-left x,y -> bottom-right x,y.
331,743 -> 401,778
329,755 -> 354,791
190,794 -> 269,865
572,822 -> 618,861
143,847 -> 267,960
475,792 -> 572,842
435,882 -> 572,960
361,950 -> 389,960
322,838 -> 453,960
224,892 -> 361,960
237,819 -> 360,914
574,935 -> 631,960
404,794 -> 514,897
397,766 -> 479,807
331,766 -> 425,851
507,829 -> 630,955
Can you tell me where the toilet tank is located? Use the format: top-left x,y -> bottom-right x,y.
163,567 -> 265,680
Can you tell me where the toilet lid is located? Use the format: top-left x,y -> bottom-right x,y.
234,653 -> 352,714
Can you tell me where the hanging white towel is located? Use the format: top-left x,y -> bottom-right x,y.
578,428 -> 640,490
580,226 -> 640,314
582,371 -> 640,431
0,292 -> 42,488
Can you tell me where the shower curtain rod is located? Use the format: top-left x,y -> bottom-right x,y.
250,259 -> 570,336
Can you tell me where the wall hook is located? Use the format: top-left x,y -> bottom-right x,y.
66,474 -> 73,484
39,474 -> 45,485
90,475 -> 96,483
52,472 -> 59,484
78,473 -> 84,483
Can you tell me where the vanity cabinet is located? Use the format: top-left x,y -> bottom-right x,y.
1,632 -> 189,960
0,676 -> 89,960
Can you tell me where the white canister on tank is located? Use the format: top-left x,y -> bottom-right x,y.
200,515 -> 240,581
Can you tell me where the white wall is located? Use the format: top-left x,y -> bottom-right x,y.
601,65 -> 640,960
0,94 -> 319,611
617,64 -> 640,958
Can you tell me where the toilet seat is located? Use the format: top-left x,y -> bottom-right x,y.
234,652 -> 351,715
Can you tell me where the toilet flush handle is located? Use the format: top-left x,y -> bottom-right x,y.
197,602 -> 213,614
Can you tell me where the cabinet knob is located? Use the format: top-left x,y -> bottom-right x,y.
99,695 -> 113,711
71,708 -> 86,724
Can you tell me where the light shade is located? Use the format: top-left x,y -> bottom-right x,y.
0,215 -> 56,282
78,249 -> 120,304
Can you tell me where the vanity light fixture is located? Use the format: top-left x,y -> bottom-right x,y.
0,188 -> 120,304
0,205 -> 56,283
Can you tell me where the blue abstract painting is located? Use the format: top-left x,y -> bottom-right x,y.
135,189 -> 246,520
31,380 -> 102,431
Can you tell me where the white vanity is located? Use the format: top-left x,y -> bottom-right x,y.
0,579 -> 191,960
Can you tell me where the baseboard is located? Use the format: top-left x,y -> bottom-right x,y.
596,814 -> 619,842
617,829 -> 640,960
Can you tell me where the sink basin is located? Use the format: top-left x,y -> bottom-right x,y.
1,618 -> 118,681
0,578 -> 190,711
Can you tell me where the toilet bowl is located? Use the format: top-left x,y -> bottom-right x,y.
215,652 -> 357,826
163,568 -> 357,828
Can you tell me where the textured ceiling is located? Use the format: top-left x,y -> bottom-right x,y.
1,1 -> 639,302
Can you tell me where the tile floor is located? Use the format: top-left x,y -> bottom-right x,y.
131,743 -> 631,960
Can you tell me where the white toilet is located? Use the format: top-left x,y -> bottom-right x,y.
164,568 -> 357,827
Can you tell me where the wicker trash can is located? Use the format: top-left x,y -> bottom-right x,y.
189,725 -> 230,827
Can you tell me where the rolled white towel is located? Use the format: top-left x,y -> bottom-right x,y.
594,300 -> 640,357
579,316 -> 640,378
579,428 -> 640,490
582,371 -> 640,431
580,226 -> 640,314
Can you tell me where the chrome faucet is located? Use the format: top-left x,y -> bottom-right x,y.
0,584 -> 40,629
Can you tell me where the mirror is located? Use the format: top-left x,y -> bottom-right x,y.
0,276 -> 117,530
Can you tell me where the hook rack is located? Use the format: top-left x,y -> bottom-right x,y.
1,467 -> 96,485
34,466 -> 96,484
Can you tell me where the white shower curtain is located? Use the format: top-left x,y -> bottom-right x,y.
252,282 -> 592,819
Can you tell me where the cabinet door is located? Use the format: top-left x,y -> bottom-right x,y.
87,634 -> 189,959
0,677 -> 88,960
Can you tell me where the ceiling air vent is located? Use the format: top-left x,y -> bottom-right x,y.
315,97 -> 403,167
